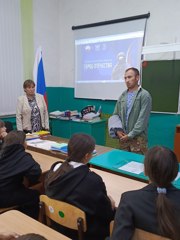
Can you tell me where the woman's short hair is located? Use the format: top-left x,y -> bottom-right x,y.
67,133 -> 95,162
23,79 -> 35,89
144,146 -> 179,187
3,130 -> 26,147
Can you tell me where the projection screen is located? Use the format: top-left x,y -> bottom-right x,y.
73,15 -> 149,100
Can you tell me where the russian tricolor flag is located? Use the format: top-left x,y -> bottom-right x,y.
33,46 -> 48,106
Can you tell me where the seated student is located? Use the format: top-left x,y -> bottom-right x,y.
111,146 -> 180,240
0,120 -> 7,150
45,133 -> 115,240
0,130 -> 42,219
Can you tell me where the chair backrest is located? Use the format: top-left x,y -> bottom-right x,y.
110,222 -> 171,240
39,195 -> 87,240
109,220 -> 114,236
132,228 -> 171,240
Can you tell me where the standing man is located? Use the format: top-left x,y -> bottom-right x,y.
113,67 -> 152,154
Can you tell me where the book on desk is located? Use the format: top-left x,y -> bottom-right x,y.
26,139 -> 67,152
50,143 -> 68,153
50,143 -> 97,156
26,131 -> 50,141
27,138 -> 97,156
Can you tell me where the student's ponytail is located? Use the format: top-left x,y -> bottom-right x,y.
144,146 -> 179,240
45,133 -> 95,187
156,189 -> 178,239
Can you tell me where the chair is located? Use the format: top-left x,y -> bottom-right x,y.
110,221 -> 171,240
39,195 -> 87,240
132,228 -> 171,240
109,220 -> 114,236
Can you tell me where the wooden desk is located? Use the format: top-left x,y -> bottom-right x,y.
91,168 -> 146,207
27,150 -> 147,206
0,210 -> 70,240
27,135 -> 112,160
174,125 -> 180,162
27,150 -> 62,173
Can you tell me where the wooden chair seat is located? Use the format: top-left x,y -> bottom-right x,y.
39,195 -> 87,240
110,220 -> 171,240
132,228 -> 171,240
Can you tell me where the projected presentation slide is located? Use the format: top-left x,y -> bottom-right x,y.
75,31 -> 144,83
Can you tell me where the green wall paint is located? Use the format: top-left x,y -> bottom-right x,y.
0,117 -> 16,130
47,87 -> 116,114
47,87 -> 180,150
20,0 -> 34,80
2,87 -> 179,149
148,113 -> 179,149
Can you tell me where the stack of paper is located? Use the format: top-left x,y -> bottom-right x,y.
26,133 -> 39,141
27,139 -> 57,150
49,110 -> 64,118
50,143 -> 97,157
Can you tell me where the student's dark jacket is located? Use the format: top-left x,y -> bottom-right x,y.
0,144 -> 41,191
45,161 -> 115,240
111,183 -> 180,240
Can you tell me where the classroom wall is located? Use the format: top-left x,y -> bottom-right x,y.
42,0 -> 180,147
59,0 -> 180,86
46,87 -> 180,150
2,1 -> 180,150
21,0 -> 34,80
3,85 -> 178,150
33,0 -> 60,86
2,1 -> 180,94
32,0 -> 180,87
32,0 -> 180,112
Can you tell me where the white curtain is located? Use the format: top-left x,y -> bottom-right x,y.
0,0 -> 23,116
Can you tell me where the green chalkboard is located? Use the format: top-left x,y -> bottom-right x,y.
142,60 -> 180,113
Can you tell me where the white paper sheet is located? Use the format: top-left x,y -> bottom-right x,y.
27,139 -> 57,150
118,161 -> 144,174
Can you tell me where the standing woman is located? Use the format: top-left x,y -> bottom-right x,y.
111,146 -> 180,240
16,79 -> 49,133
